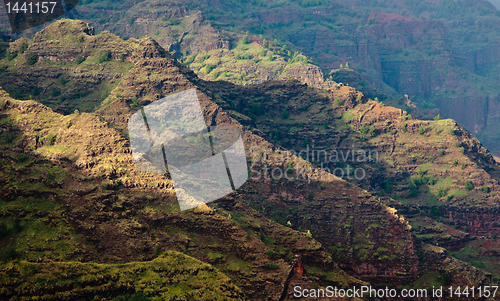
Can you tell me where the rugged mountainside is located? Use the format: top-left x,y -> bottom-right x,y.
6,0 -> 500,156
0,19 -> 499,300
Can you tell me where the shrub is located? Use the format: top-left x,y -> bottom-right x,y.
465,180 -> 473,191
450,128 -> 456,135
403,123 -> 407,132
18,154 -> 29,163
482,186 -> 490,193
19,42 -> 28,53
75,55 -> 85,64
267,250 -> 276,259
59,75 -> 68,85
0,247 -> 18,263
26,52 -> 37,65
47,133 -> 56,145
31,86 -> 40,97
418,125 -> 425,135
307,192 -> 314,201
97,50 -> 112,63
251,103 -> 261,115
204,64 -> 215,74
409,181 -> 419,197
273,129 -> 280,141
360,124 -> 369,134
1,131 -> 12,143
437,188 -> 447,198
263,262 -> 278,269
453,160 -> 458,166
130,96 -> 139,109
320,184 -> 324,190
6,49 -> 17,60
282,109 -> 290,119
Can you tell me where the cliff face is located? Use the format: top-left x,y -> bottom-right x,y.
216,71 -> 500,282
5,0 -> 500,156
74,0 -> 500,156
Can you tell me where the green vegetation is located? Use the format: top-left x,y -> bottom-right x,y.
0,252 -> 243,300
465,180 -> 473,191
419,125 -> 425,135
26,52 -> 37,65
98,50 -> 112,63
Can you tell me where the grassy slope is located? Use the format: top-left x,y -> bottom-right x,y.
182,35 -> 337,88
0,251 -> 245,300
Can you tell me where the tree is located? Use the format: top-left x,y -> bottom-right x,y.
419,125 -> 425,135
26,52 -> 37,65
360,124 -> 369,134
306,230 -> 313,238
340,63 -> 343,69
242,35 -> 250,44
434,114 -> 440,121
465,180 -> 473,191
345,61 -> 349,69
